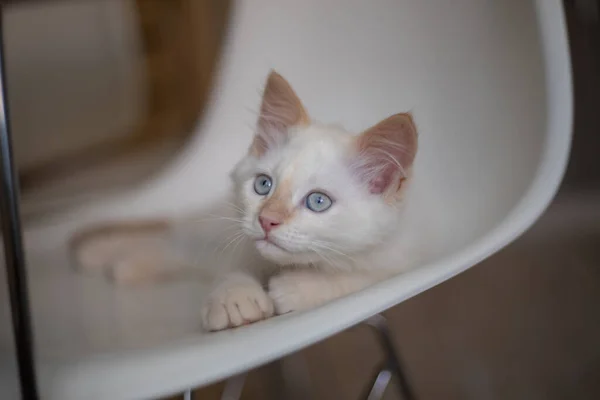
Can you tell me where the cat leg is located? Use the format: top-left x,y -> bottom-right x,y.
268,271 -> 383,314
70,221 -> 186,285
201,271 -> 274,331
103,247 -> 188,285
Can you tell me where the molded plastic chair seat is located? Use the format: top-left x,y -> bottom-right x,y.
0,1 -> 571,399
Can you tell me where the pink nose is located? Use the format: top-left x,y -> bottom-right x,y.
259,216 -> 281,234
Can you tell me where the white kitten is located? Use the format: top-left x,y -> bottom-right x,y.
72,71 -> 423,331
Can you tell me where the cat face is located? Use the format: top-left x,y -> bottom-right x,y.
232,71 -> 417,267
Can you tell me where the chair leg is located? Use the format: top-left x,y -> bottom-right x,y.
361,363 -> 393,400
0,11 -> 39,399
362,314 -> 416,400
186,314 -> 413,400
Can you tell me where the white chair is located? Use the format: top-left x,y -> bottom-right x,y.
0,0 -> 572,399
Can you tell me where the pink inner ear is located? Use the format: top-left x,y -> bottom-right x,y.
354,113 -> 418,194
370,166 -> 396,194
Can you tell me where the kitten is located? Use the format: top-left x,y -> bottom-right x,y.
72,71 -> 421,331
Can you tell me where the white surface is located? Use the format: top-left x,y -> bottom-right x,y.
0,0 -> 572,399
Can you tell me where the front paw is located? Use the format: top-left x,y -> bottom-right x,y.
201,282 -> 274,331
268,272 -> 321,315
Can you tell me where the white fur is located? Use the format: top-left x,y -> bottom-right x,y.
74,123 -> 428,331
234,125 -> 405,265
72,71 -> 428,331
199,123 -> 424,330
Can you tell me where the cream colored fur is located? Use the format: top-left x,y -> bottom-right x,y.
73,71 -> 426,331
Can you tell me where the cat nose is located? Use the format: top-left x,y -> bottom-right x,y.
259,216 -> 281,234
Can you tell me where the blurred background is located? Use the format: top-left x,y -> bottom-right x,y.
4,0 -> 230,218
0,0 -> 598,399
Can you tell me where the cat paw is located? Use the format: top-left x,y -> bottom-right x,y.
201,282 -> 274,331
268,272 -> 319,315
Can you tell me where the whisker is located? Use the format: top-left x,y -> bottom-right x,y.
311,240 -> 354,259
188,217 -> 242,225
229,234 -> 248,258
311,239 -> 352,252
206,213 -> 245,223
219,231 -> 245,257
223,201 -> 244,214
308,246 -> 337,270
309,240 -> 357,271
199,229 -> 242,264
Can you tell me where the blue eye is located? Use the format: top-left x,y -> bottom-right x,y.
254,174 -> 273,195
305,192 -> 333,212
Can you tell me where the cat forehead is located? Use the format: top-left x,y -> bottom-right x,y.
266,124 -> 354,169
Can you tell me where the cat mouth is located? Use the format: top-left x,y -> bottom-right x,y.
255,238 -> 290,253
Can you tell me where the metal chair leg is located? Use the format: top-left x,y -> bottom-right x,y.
361,363 -> 393,400
185,314 -> 413,400
362,314 -> 416,400
0,8 -> 39,400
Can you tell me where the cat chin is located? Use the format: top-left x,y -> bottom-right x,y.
254,240 -> 318,266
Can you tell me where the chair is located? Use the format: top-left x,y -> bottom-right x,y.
0,0 -> 572,399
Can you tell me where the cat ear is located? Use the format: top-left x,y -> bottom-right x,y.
250,70 -> 310,157
354,113 -> 418,195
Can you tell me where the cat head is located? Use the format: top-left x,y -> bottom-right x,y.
232,71 -> 418,266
